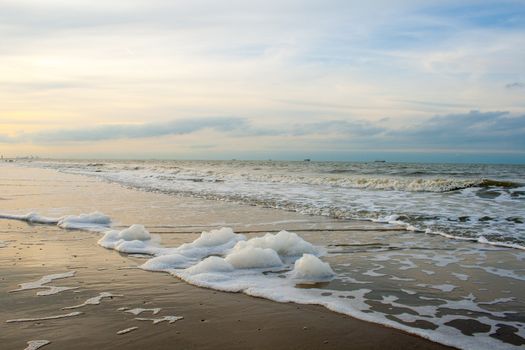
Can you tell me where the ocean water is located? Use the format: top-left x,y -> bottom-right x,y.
3,160 -> 525,349
30,159 -> 525,248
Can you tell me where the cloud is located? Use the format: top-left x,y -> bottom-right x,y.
506,82 -> 525,89
223,118 -> 386,138
396,99 -> 472,108
289,120 -> 385,137
16,117 -> 245,143
388,110 -> 525,149
0,116 -> 387,144
0,134 -> 15,143
2,111 -> 524,153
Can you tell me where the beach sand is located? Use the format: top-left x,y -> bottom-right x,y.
0,166 -> 452,349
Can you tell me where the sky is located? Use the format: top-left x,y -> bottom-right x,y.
0,0 -> 524,163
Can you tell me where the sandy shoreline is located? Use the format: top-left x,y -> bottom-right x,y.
1,219 -> 450,350
0,166 -> 455,349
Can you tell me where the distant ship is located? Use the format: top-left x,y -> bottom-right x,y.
374,160 -> 386,163
303,158 -> 311,162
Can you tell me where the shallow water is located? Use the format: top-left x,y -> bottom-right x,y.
25,159 -> 525,247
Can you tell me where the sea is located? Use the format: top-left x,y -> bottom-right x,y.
30,159 -> 525,248
4,159 -> 525,349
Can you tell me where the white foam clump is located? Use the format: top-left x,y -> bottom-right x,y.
0,211 -> 111,231
98,224 -> 160,254
185,256 -> 235,275
140,253 -> 189,271
140,227 -> 244,271
24,340 -> 50,350
0,212 -> 59,224
173,230 -> 334,293
183,230 -> 322,276
291,253 -> 335,282
58,212 -> 111,230
231,230 -> 319,256
138,228 -> 334,294
176,227 -> 244,257
225,247 -> 283,269
182,227 -> 239,248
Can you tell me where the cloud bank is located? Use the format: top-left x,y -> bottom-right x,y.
25,118 -> 244,143
506,82 -> 525,89
1,112 -> 523,158
388,111 -> 525,148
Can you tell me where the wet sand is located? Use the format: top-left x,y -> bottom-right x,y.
1,220 -> 452,350
0,166 -> 452,349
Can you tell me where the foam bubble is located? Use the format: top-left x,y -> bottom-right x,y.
118,224 -> 151,241
177,227 -> 245,257
184,227 -> 236,248
98,225 -> 160,254
185,256 -> 234,275
231,230 -> 319,256
140,253 -> 189,271
57,212 -> 111,230
225,247 -> 283,269
139,228 -> 246,271
291,253 -> 335,282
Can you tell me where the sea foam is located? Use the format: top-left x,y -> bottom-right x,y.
97,224 -> 161,254
10,271 -> 77,296
0,211 -> 111,231
24,340 -> 51,350
98,221 -> 335,293
2,210 -> 524,350
291,253 -> 335,282
57,212 -> 111,230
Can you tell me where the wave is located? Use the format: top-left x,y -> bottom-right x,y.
431,230 -> 525,250
440,178 -> 522,192
22,160 -> 524,193
478,179 -> 522,189
269,174 -> 521,192
372,215 -> 525,250
11,160 -> 525,246
141,171 -> 522,193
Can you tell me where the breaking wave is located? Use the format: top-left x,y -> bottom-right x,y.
11,159 -> 525,246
